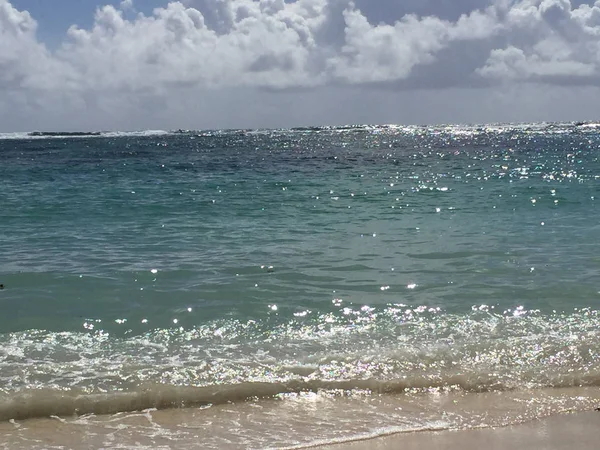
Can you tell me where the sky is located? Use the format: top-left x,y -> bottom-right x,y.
2,0 -> 600,131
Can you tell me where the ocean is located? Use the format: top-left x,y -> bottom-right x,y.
0,123 -> 599,448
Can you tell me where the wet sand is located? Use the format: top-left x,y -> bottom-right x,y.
0,393 -> 598,449
318,411 -> 600,450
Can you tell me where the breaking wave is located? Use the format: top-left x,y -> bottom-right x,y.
2,306 -> 600,421
2,121 -> 600,141
3,372 -> 600,421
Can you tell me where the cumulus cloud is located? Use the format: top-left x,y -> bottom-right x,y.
0,0 -> 85,129
2,0 -> 600,130
59,0 -> 326,91
477,0 -> 600,82
477,45 -> 596,81
0,2 -> 67,93
327,5 -> 502,84
120,0 -> 135,11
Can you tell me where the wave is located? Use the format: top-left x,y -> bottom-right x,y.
2,121 -> 600,141
278,424 -> 452,450
2,308 -> 600,421
0,130 -> 173,140
28,131 -> 103,137
3,371 -> 600,422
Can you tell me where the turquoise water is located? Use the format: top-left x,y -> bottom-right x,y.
1,124 -> 600,447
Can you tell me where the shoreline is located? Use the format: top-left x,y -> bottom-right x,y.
315,410 -> 600,450
0,403 -> 598,449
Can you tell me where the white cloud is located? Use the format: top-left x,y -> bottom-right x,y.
327,8 -> 450,83
477,45 -> 596,80
328,4 -> 502,84
0,2 -> 60,91
120,0 -> 135,11
2,0 -> 600,130
0,0 -> 83,126
477,0 -> 600,82
59,1 -> 325,90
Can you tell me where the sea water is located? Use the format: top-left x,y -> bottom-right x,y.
1,124 -> 599,448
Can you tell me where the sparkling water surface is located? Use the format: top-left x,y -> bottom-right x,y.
0,124 -> 599,447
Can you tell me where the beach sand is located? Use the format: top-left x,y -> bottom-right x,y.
318,411 -> 600,450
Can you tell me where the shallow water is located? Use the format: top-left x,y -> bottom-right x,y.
1,123 -> 600,447
1,387 -> 599,449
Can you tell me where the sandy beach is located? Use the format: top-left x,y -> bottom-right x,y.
318,411 -> 600,450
